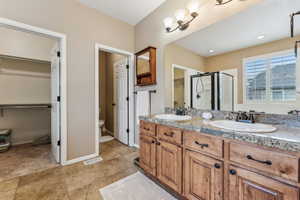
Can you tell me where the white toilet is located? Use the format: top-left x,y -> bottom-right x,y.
98,120 -> 114,143
99,120 -> 105,137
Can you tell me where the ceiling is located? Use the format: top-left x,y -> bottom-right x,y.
78,0 -> 166,25
175,0 -> 300,57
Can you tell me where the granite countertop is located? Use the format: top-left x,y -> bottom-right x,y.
140,114 -> 300,153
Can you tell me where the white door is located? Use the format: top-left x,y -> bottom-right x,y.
113,58 -> 128,145
51,44 -> 61,163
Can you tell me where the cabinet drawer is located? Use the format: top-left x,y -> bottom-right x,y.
140,121 -> 156,137
157,125 -> 182,145
183,131 -> 223,158
230,142 -> 299,182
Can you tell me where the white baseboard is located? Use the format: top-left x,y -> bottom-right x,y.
133,144 -> 140,149
62,153 -> 98,166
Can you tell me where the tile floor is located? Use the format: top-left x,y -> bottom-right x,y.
0,140 -> 139,200
0,144 -> 59,182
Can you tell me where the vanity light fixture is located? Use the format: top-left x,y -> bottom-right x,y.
216,0 -> 233,5
209,49 -> 215,53
164,0 -> 246,33
164,0 -> 200,33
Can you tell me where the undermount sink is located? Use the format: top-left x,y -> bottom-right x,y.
209,120 -> 277,133
155,114 -> 192,121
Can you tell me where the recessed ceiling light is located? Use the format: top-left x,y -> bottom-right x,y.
257,35 -> 265,40
209,50 -> 214,53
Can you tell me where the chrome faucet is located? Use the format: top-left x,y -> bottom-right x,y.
175,107 -> 188,116
288,110 -> 300,120
225,110 -> 264,123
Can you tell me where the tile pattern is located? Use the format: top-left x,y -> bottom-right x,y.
0,140 -> 139,200
0,144 -> 59,182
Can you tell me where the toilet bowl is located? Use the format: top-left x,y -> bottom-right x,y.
99,120 -> 105,128
99,120 -> 105,137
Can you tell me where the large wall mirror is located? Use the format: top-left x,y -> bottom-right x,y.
165,0 -> 300,114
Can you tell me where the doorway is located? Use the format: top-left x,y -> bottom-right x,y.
0,26 -> 64,180
0,18 -> 67,167
95,44 -> 135,157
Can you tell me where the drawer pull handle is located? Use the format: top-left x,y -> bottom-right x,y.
246,155 -> 272,166
194,141 -> 209,149
164,132 -> 174,137
214,163 -> 221,169
229,169 -> 237,175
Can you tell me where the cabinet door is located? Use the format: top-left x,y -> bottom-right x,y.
228,166 -> 299,200
157,140 -> 182,193
184,150 -> 223,200
140,135 -> 156,176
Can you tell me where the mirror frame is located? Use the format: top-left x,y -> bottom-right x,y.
135,46 -> 156,86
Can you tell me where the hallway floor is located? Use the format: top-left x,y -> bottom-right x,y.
0,144 -> 58,182
0,140 -> 138,200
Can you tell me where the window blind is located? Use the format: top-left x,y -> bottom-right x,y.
244,52 -> 296,102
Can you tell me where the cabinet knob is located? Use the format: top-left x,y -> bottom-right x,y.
151,140 -> 155,144
156,141 -> 161,145
229,169 -> 237,175
214,163 -> 221,169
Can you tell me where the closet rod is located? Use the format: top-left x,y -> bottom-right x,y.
0,104 -> 51,117
0,104 -> 51,109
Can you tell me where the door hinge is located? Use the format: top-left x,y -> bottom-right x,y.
57,140 -> 61,146
57,51 -> 61,57
126,129 -> 129,133
57,96 -> 61,102
126,97 -> 129,101
126,64 -> 129,69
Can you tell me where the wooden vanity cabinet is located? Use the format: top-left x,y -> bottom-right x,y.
184,150 -> 223,200
228,165 -> 299,200
139,135 -> 156,176
139,121 -> 300,200
157,140 -> 182,193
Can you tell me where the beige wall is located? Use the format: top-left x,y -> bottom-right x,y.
205,36 -> 300,104
99,51 -> 107,121
0,0 -> 134,160
0,58 -> 51,104
135,0 -> 263,112
164,43 -> 205,107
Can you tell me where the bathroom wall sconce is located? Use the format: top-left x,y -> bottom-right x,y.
163,0 -> 200,33
216,0 -> 233,5
164,0 -> 242,33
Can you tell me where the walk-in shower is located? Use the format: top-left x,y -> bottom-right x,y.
191,72 -> 234,111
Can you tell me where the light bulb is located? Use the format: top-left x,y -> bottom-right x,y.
187,0 -> 200,14
175,9 -> 186,22
163,17 -> 173,29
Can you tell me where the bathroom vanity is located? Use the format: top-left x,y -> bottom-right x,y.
137,116 -> 300,200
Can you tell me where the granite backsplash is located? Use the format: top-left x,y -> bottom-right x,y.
165,107 -> 300,128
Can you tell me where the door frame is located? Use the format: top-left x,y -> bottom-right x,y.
171,64 -> 202,108
95,43 -> 135,155
0,18 -> 68,165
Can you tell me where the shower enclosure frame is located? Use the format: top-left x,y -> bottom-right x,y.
190,72 -> 234,111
